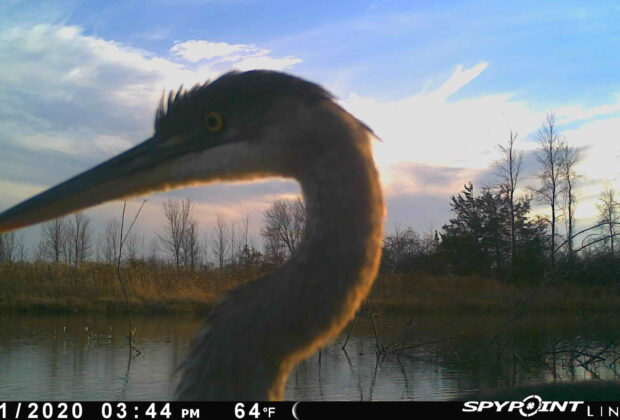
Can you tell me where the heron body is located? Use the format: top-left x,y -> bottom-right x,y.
0,71 -> 384,400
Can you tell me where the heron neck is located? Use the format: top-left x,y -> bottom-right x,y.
296,146 -> 384,284
176,109 -> 384,401
266,123 -> 384,398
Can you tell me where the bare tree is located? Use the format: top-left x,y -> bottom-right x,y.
67,212 -> 92,267
241,215 -> 250,250
182,219 -> 201,270
262,230 -> 286,267
125,231 -> 144,263
201,234 -> 210,269
94,237 -> 102,262
494,130 -> 523,271
597,185 -> 619,255
382,225 -> 423,272
261,197 -> 306,256
15,233 -> 27,262
0,232 -> 18,263
235,214 -> 250,264
159,198 -> 199,269
212,212 -> 230,270
229,220 -> 237,265
39,218 -> 68,263
236,215 -> 261,270
146,238 -> 161,266
102,218 -> 121,264
532,113 -> 565,270
560,143 -> 580,259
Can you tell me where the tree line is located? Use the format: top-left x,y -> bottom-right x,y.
0,196 -> 306,273
382,112 -> 619,284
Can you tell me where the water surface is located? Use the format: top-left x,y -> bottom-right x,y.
1,312 -> 617,400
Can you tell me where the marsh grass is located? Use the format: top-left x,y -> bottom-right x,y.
0,262 -> 253,314
1,262 -> 619,314
369,273 -> 620,314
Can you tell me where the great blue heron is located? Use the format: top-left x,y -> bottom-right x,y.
0,70 -> 384,400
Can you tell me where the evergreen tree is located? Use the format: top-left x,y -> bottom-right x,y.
440,183 -> 547,281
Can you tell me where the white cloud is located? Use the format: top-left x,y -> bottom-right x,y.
170,40 -> 264,62
341,63 -> 620,223
0,24 -> 303,162
434,62 -> 488,100
0,24 -> 189,155
555,94 -> 620,125
170,39 -> 302,71
231,55 -> 302,71
563,119 -> 620,175
341,63 -> 544,194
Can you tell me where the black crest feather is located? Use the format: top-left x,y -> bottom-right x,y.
154,70 -> 333,133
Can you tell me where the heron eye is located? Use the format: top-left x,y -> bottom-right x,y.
204,112 -> 225,132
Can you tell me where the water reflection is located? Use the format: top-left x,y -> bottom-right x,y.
0,313 -> 618,400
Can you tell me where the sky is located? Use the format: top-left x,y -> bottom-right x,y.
1,0 -> 620,255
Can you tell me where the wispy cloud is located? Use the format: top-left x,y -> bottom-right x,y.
171,40 -> 265,61
170,39 -> 302,71
341,63 -> 542,172
0,24 -> 303,184
434,62 -> 489,100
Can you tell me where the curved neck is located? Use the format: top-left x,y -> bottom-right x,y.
265,111 -> 384,398
177,106 -> 383,401
293,131 -> 384,311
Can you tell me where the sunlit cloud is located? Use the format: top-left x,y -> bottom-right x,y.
433,62 -> 488,100
555,95 -> 620,125
171,40 -> 263,61
562,117 -> 620,223
341,62 -> 620,227
230,55 -> 302,71
170,39 -> 302,71
343,63 -> 538,170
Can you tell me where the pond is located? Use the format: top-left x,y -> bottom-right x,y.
0,312 -> 618,400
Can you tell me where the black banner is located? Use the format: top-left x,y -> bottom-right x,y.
1,401 -> 619,420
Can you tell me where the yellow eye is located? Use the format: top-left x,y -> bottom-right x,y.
204,112 -> 225,132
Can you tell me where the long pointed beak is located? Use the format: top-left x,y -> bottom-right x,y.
0,136 -> 167,233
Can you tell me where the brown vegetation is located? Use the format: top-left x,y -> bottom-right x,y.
0,262 -> 254,314
369,273 -> 620,314
2,262 -> 620,315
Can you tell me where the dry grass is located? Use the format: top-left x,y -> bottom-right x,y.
1,262 -> 619,314
0,262 -> 255,314
369,272 -> 620,314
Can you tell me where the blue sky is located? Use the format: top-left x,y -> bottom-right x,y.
7,1 -> 620,102
1,0 -> 620,255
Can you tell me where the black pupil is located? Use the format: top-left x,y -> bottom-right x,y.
208,116 -> 218,127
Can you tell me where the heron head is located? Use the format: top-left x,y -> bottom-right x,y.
0,70 -> 335,233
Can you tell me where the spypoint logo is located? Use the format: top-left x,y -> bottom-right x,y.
462,395 -> 584,417
520,395 -> 543,417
